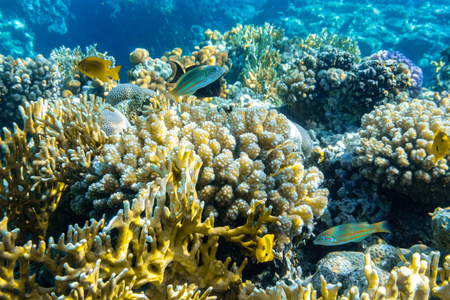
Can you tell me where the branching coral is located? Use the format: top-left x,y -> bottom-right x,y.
0,147 -> 276,298
292,28 -> 361,62
224,23 -> 283,105
352,97 -> 450,202
0,95 -> 107,242
239,251 -> 450,300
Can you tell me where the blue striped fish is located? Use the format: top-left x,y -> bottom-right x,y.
314,221 -> 391,246
167,61 -> 225,99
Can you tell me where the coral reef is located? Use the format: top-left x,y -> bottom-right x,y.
69,95 -> 328,250
0,157 -> 250,298
430,207 -> 450,254
352,97 -> 450,202
105,83 -> 156,121
1,7 -> 450,298
278,44 -> 417,132
0,95 -> 107,242
292,28 -> 361,61
429,47 -> 450,92
370,50 -> 423,95
50,44 -> 119,97
0,54 -> 61,129
224,24 -> 283,105
239,251 -> 450,300
127,45 -> 231,99
101,107 -> 132,136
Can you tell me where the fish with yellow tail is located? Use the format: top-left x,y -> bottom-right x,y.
314,221 -> 391,246
255,234 -> 276,263
429,131 -> 450,163
166,60 -> 225,99
77,57 -> 121,82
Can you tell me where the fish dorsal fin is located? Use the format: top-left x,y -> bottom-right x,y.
185,64 -> 202,72
168,60 -> 185,84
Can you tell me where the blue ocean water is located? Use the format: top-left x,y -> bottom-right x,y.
1,0 -> 449,81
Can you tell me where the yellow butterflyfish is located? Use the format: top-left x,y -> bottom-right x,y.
77,57 -> 121,82
429,131 -> 450,163
255,234 -> 275,263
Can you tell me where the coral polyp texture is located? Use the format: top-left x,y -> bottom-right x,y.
278,43 -> 419,132
70,94 -> 328,249
0,54 -> 61,129
370,50 -> 423,95
105,83 -> 156,121
352,96 -> 450,202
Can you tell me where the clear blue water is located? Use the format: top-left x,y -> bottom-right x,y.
1,0 -> 449,82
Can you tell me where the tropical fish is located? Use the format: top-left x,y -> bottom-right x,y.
430,131 -> 450,163
77,57 -> 121,82
314,221 -> 391,246
166,61 -> 225,99
255,234 -> 275,263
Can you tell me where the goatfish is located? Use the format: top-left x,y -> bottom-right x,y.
429,131 -> 450,163
255,234 -> 276,263
77,57 -> 121,82
166,61 -> 225,99
314,221 -> 391,246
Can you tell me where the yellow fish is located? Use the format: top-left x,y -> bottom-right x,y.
430,131 -> 450,163
77,57 -> 121,82
255,234 -> 275,263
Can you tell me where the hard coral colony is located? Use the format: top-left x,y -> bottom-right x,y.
0,20 -> 450,300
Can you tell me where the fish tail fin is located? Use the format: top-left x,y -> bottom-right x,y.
109,65 -> 122,81
374,221 -> 391,233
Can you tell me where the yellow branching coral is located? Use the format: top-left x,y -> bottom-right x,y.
0,147 -> 257,298
0,95 -> 107,242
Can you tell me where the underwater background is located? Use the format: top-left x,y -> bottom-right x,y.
1,0 -> 450,299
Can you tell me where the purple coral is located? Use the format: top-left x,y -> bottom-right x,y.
370,50 -> 423,95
